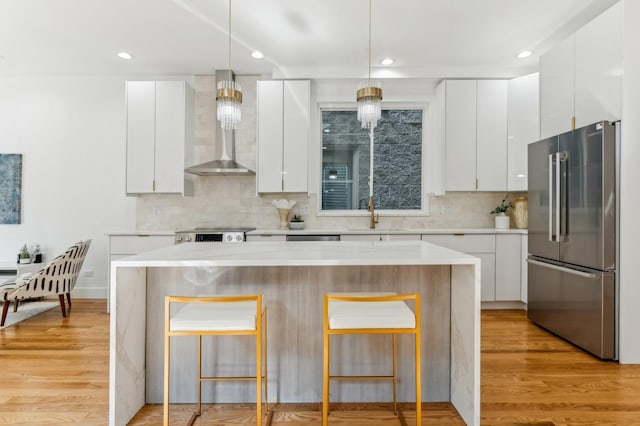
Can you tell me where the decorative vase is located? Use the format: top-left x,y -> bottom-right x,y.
19,258 -> 31,264
494,213 -> 510,229
278,208 -> 290,230
512,197 -> 528,229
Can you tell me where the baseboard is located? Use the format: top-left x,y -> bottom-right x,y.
71,287 -> 107,299
481,301 -> 527,310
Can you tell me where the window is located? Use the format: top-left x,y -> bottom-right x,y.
320,108 -> 424,213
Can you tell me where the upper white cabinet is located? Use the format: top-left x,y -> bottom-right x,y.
540,2 -> 623,138
507,73 -> 539,191
574,1 -> 623,129
442,79 -> 508,192
126,81 -> 194,196
257,80 -> 310,193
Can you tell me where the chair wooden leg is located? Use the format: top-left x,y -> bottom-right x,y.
256,309 -> 262,426
1,300 -> 10,326
58,294 -> 67,317
13,299 -> 19,313
66,292 -> 72,310
415,331 -> 422,426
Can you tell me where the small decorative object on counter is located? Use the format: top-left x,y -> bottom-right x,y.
289,214 -> 305,230
512,197 -> 528,229
18,244 -> 31,264
272,199 -> 297,230
32,244 -> 43,263
490,195 -> 512,229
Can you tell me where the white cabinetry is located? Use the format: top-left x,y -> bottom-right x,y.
539,2 -> 623,139
421,234 -> 496,301
257,80 -> 310,193
442,80 -> 508,191
521,235 -> 528,303
574,1 -> 623,129
422,233 -> 524,303
245,234 -> 287,242
495,234 -> 522,301
340,234 -> 420,242
107,234 -> 174,311
507,73 -> 539,191
126,81 -> 194,195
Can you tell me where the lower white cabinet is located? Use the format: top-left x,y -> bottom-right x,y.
495,234 -> 522,301
107,234 -> 174,311
521,235 -> 528,303
421,233 -> 524,303
421,234 -> 496,301
340,234 -> 420,242
245,234 -> 287,242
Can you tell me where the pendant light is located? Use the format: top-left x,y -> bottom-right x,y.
356,0 -> 382,130
216,0 -> 242,130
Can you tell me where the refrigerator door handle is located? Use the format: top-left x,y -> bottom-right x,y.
556,151 -> 562,242
549,153 -> 554,242
527,258 -> 599,279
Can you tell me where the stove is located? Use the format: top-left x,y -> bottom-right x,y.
174,227 -> 256,244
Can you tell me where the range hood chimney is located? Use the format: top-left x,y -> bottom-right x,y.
185,70 -> 255,176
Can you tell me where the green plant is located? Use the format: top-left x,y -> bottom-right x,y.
290,214 -> 304,222
18,244 -> 31,259
490,195 -> 512,215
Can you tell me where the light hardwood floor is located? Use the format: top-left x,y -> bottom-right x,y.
1,300 -> 639,425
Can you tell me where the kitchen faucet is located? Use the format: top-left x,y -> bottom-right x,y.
368,196 -> 379,229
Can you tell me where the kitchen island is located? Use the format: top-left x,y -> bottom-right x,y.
109,240 -> 480,425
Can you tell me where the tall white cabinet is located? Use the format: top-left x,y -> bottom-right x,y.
125,80 -> 194,196
539,1 -> 623,138
507,73 -> 539,191
442,79 -> 508,192
257,80 -> 310,193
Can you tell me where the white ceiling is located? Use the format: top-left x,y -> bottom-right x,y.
0,0 -> 620,79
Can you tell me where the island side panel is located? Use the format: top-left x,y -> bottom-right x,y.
450,263 -> 481,426
145,264 -> 451,404
109,266 -> 147,426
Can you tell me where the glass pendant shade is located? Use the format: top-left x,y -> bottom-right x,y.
356,80 -> 382,129
216,79 -> 243,130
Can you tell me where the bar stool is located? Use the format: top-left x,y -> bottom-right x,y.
163,295 -> 269,426
322,292 -> 421,426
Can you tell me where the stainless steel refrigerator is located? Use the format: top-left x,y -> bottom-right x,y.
527,120 -> 618,360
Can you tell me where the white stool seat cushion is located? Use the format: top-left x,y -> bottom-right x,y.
170,301 -> 257,332
329,300 -> 416,330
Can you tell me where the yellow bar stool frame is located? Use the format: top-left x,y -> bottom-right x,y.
322,293 -> 422,425
163,295 -> 270,426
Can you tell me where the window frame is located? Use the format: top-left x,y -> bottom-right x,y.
317,102 -> 429,217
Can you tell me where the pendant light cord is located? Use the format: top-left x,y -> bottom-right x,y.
368,0 -> 372,85
228,0 -> 232,82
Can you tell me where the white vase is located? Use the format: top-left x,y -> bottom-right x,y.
494,213 -> 510,229
277,208 -> 291,230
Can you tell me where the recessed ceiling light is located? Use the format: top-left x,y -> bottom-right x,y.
381,58 -> 394,66
251,51 -> 264,59
517,50 -> 532,59
117,52 -> 133,60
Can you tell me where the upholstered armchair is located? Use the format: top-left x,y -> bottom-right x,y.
1,240 -> 91,327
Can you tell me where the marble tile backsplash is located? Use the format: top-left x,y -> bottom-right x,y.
135,75 -> 526,231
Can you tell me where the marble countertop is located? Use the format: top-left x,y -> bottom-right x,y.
112,240 -> 480,268
248,227 -> 528,235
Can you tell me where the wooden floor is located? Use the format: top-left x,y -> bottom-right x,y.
1,300 -> 640,425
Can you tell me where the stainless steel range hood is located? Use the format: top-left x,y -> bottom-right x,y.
185,70 -> 255,176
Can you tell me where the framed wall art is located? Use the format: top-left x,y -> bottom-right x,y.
0,154 -> 23,224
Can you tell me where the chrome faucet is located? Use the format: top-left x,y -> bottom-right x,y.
368,196 -> 379,229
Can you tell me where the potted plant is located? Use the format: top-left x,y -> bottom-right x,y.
289,214 -> 305,230
18,244 -> 31,264
490,195 -> 512,229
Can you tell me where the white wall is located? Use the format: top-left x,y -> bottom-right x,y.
619,0 -> 640,363
0,76 -> 137,298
